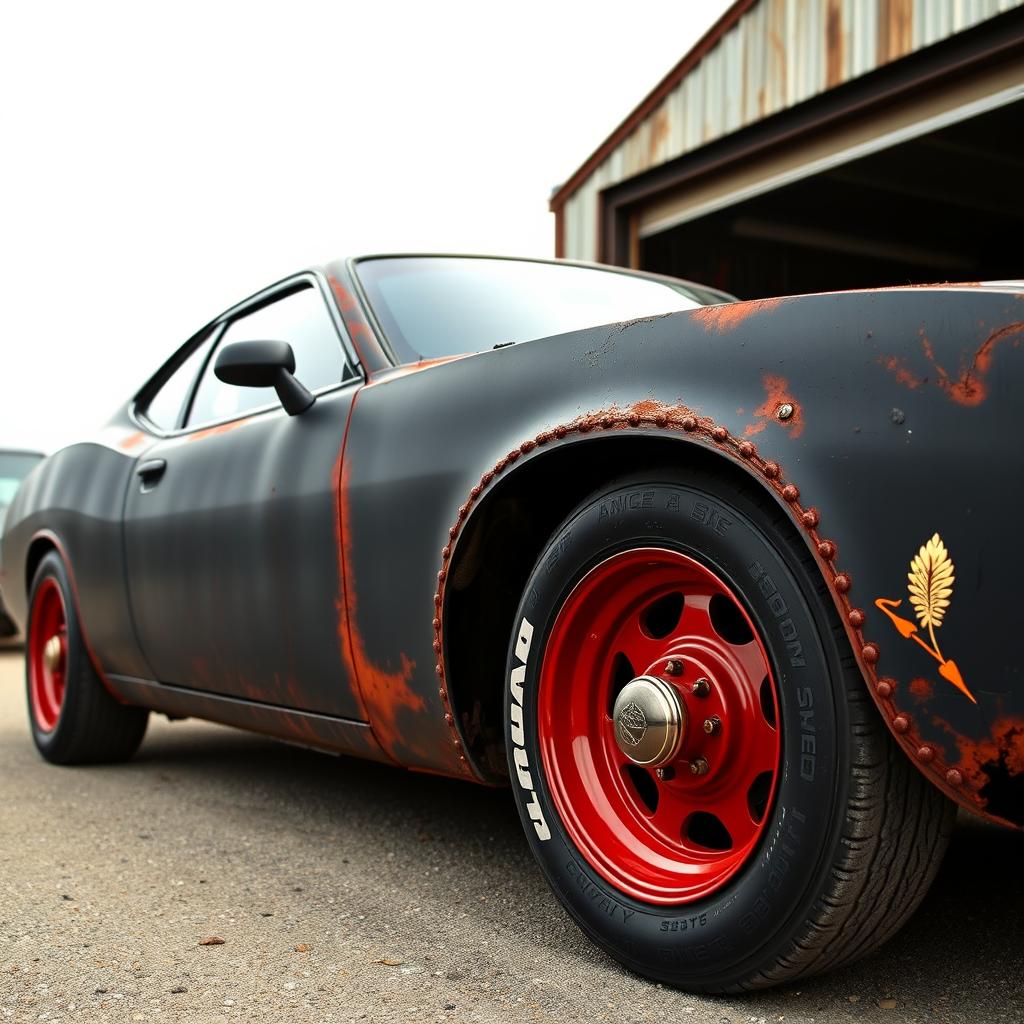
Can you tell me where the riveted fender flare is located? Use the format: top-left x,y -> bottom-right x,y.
434,404 -> 1013,829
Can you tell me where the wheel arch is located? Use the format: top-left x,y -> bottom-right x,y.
25,533 -> 58,595
435,404 -> 999,827
22,529 -> 123,704
441,427 -> 829,784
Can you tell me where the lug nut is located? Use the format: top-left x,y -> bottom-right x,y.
689,756 -> 710,776
702,715 -> 721,736
664,659 -> 683,676
690,677 -> 711,697
655,766 -> 675,781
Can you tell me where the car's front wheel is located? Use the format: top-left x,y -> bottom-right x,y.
27,551 -> 148,764
505,466 -> 955,991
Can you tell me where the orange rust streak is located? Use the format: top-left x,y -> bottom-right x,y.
327,275 -> 373,370
335,405 -> 428,764
878,354 -> 925,390
689,297 -> 784,333
187,417 -> 253,443
118,431 -> 145,450
940,716 -> 1024,795
883,322 -> 1024,406
908,677 -> 933,700
743,374 -> 804,439
364,354 -> 469,385
936,321 -> 1024,407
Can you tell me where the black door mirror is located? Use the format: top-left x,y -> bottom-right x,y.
214,340 -> 315,416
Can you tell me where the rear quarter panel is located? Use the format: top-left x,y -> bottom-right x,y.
1,422 -> 152,679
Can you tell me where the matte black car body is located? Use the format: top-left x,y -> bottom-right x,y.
2,258 -> 1022,831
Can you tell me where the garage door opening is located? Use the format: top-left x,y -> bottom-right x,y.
638,98 -> 1023,300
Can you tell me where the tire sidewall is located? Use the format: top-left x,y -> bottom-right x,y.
506,476 -> 849,987
26,552 -> 86,759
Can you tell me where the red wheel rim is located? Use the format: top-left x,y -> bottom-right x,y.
28,578 -> 68,733
538,547 -> 781,905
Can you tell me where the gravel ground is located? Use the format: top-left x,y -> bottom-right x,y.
0,649 -> 1021,1024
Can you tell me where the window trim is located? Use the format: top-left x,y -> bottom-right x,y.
131,271 -> 363,439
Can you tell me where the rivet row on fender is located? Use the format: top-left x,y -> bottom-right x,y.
431,404 -> 973,803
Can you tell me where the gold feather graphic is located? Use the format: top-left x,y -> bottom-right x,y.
906,532 -> 954,663
874,532 -> 974,702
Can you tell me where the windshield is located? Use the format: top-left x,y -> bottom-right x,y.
356,257 -> 717,363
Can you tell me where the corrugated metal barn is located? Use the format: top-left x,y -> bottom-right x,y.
551,0 -> 1024,297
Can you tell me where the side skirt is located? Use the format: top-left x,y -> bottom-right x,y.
107,675 -> 392,763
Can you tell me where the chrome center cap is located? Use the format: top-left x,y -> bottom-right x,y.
43,635 -> 63,673
612,675 -> 686,767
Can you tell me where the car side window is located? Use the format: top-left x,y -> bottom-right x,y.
144,334 -> 216,431
187,283 -> 350,428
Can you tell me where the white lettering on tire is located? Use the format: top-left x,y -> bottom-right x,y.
509,617 -> 550,841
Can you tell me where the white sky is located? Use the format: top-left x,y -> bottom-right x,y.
1,0 -> 730,453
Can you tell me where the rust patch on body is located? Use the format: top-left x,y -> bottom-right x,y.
882,322 -> 1024,406
952,718 -> 1024,795
929,715 -> 1024,823
690,297 -> 784,333
909,677 -> 933,700
743,374 -> 804,439
118,431 -> 145,450
928,322 -> 1024,407
187,417 -> 254,443
364,355 -> 468,385
879,355 -> 925,390
335,434 -> 433,767
327,275 -> 376,370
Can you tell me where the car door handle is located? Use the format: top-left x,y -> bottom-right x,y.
136,459 -> 167,491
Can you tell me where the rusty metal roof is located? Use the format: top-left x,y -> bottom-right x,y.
550,0 -> 1024,214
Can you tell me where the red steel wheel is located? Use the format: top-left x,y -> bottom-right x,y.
509,471 -> 955,989
25,551 -> 148,764
537,547 -> 780,905
27,577 -> 69,733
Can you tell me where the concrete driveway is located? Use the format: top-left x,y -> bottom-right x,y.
0,649 -> 1020,1023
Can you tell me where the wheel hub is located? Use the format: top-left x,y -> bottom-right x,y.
43,634 -> 64,674
612,675 -> 686,767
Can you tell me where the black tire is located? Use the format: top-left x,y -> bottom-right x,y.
505,465 -> 955,991
26,552 -> 148,764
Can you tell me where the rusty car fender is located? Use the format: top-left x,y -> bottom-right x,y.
341,286 -> 1024,826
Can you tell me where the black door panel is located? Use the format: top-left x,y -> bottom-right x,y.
123,385 -> 362,718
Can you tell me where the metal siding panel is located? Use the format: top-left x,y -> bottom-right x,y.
557,0 -> 1023,233
743,3 -> 766,120
667,84 -> 686,160
722,23 -> 742,136
765,0 -> 787,115
701,45 -> 717,143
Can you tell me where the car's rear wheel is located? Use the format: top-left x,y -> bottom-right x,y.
505,465 -> 955,991
27,551 -> 148,764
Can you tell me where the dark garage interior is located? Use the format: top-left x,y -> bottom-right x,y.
639,98 -> 1023,300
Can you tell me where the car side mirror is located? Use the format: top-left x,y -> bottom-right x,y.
214,340 -> 315,416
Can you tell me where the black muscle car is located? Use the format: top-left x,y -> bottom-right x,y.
2,255 -> 1022,993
